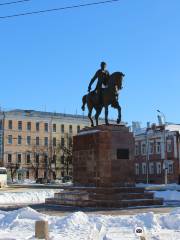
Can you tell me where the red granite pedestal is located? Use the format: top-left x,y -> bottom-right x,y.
73,124 -> 135,187
46,125 -> 163,208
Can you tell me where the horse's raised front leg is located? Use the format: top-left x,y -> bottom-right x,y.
105,106 -> 109,125
111,101 -> 121,124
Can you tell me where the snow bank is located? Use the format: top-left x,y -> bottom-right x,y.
8,179 -> 37,185
78,129 -> 100,136
153,190 -> 180,201
137,183 -> 180,191
0,189 -> 60,205
0,207 -> 180,239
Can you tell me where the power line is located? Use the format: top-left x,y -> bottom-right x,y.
0,0 -> 120,20
0,0 -> 31,7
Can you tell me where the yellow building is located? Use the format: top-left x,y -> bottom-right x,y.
0,109 -> 90,181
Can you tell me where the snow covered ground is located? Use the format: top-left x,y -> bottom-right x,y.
0,189 -> 60,205
153,190 -> 180,201
137,183 -> 180,191
0,207 -> 180,239
0,188 -> 180,206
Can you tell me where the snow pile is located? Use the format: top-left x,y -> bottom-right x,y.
137,183 -> 180,191
19,179 -> 36,184
0,207 -> 179,239
0,189 -> 60,205
78,129 -> 100,136
8,179 -> 37,185
153,190 -> 180,201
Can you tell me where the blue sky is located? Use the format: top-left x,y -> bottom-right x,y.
0,0 -> 180,126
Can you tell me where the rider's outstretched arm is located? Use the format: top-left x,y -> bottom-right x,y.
88,71 -> 98,92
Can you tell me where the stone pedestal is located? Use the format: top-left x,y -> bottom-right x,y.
46,125 -> 163,208
73,124 -> 135,187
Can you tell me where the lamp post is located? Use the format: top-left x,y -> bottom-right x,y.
146,128 -> 149,184
157,110 -> 167,185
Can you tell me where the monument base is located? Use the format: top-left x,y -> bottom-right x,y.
46,125 -> 163,208
45,186 -> 163,208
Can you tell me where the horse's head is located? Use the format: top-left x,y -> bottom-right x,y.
109,72 -> 125,91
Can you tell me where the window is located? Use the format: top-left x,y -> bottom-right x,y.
77,125 -> 80,133
8,154 -> 12,163
26,154 -> 31,164
26,171 -> 29,179
156,162 -> 161,174
141,143 -> 146,155
17,154 -> 21,163
168,163 -> 173,174
156,142 -> 161,154
44,123 -> 48,132
142,163 -> 147,175
36,137 -> 39,146
52,154 -> 56,163
61,124 -> 64,133
69,137 -> 72,147
149,162 -> 154,174
135,163 -> 139,175
18,121 -> 22,130
53,124 -> 56,132
53,137 -> 56,147
27,122 -> 31,131
167,140 -> 172,152
18,135 -> 22,145
8,135 -> 13,144
149,142 -> 154,154
61,155 -> 65,164
36,122 -> 40,131
36,154 -> 39,164
69,125 -> 73,134
27,136 -> 31,145
0,120 -> 2,130
61,137 -> 64,147
8,120 -> 12,129
117,149 -> 129,159
44,137 -> 48,146
135,144 -> 139,156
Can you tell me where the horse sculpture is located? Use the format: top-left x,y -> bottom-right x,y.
81,72 -> 125,126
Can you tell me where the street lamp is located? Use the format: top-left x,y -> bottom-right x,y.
156,110 -> 167,185
157,109 -> 166,125
146,128 -> 149,184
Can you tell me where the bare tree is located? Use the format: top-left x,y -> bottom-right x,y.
56,134 -> 73,177
7,163 -> 20,182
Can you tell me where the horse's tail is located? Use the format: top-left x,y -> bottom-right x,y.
81,94 -> 87,111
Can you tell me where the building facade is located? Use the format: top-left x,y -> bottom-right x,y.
0,113 -> 4,163
0,109 -> 93,181
134,124 -> 180,184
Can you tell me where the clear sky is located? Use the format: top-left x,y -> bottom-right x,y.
0,0 -> 180,126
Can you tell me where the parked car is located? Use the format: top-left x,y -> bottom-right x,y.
0,167 -> 7,187
36,178 -> 50,184
62,176 -> 72,183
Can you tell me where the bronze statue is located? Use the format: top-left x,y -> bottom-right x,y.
82,63 -> 125,126
88,62 -> 110,104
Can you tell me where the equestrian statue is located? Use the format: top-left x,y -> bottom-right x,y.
81,62 -> 125,126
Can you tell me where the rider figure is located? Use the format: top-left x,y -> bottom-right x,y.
88,62 -> 110,103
